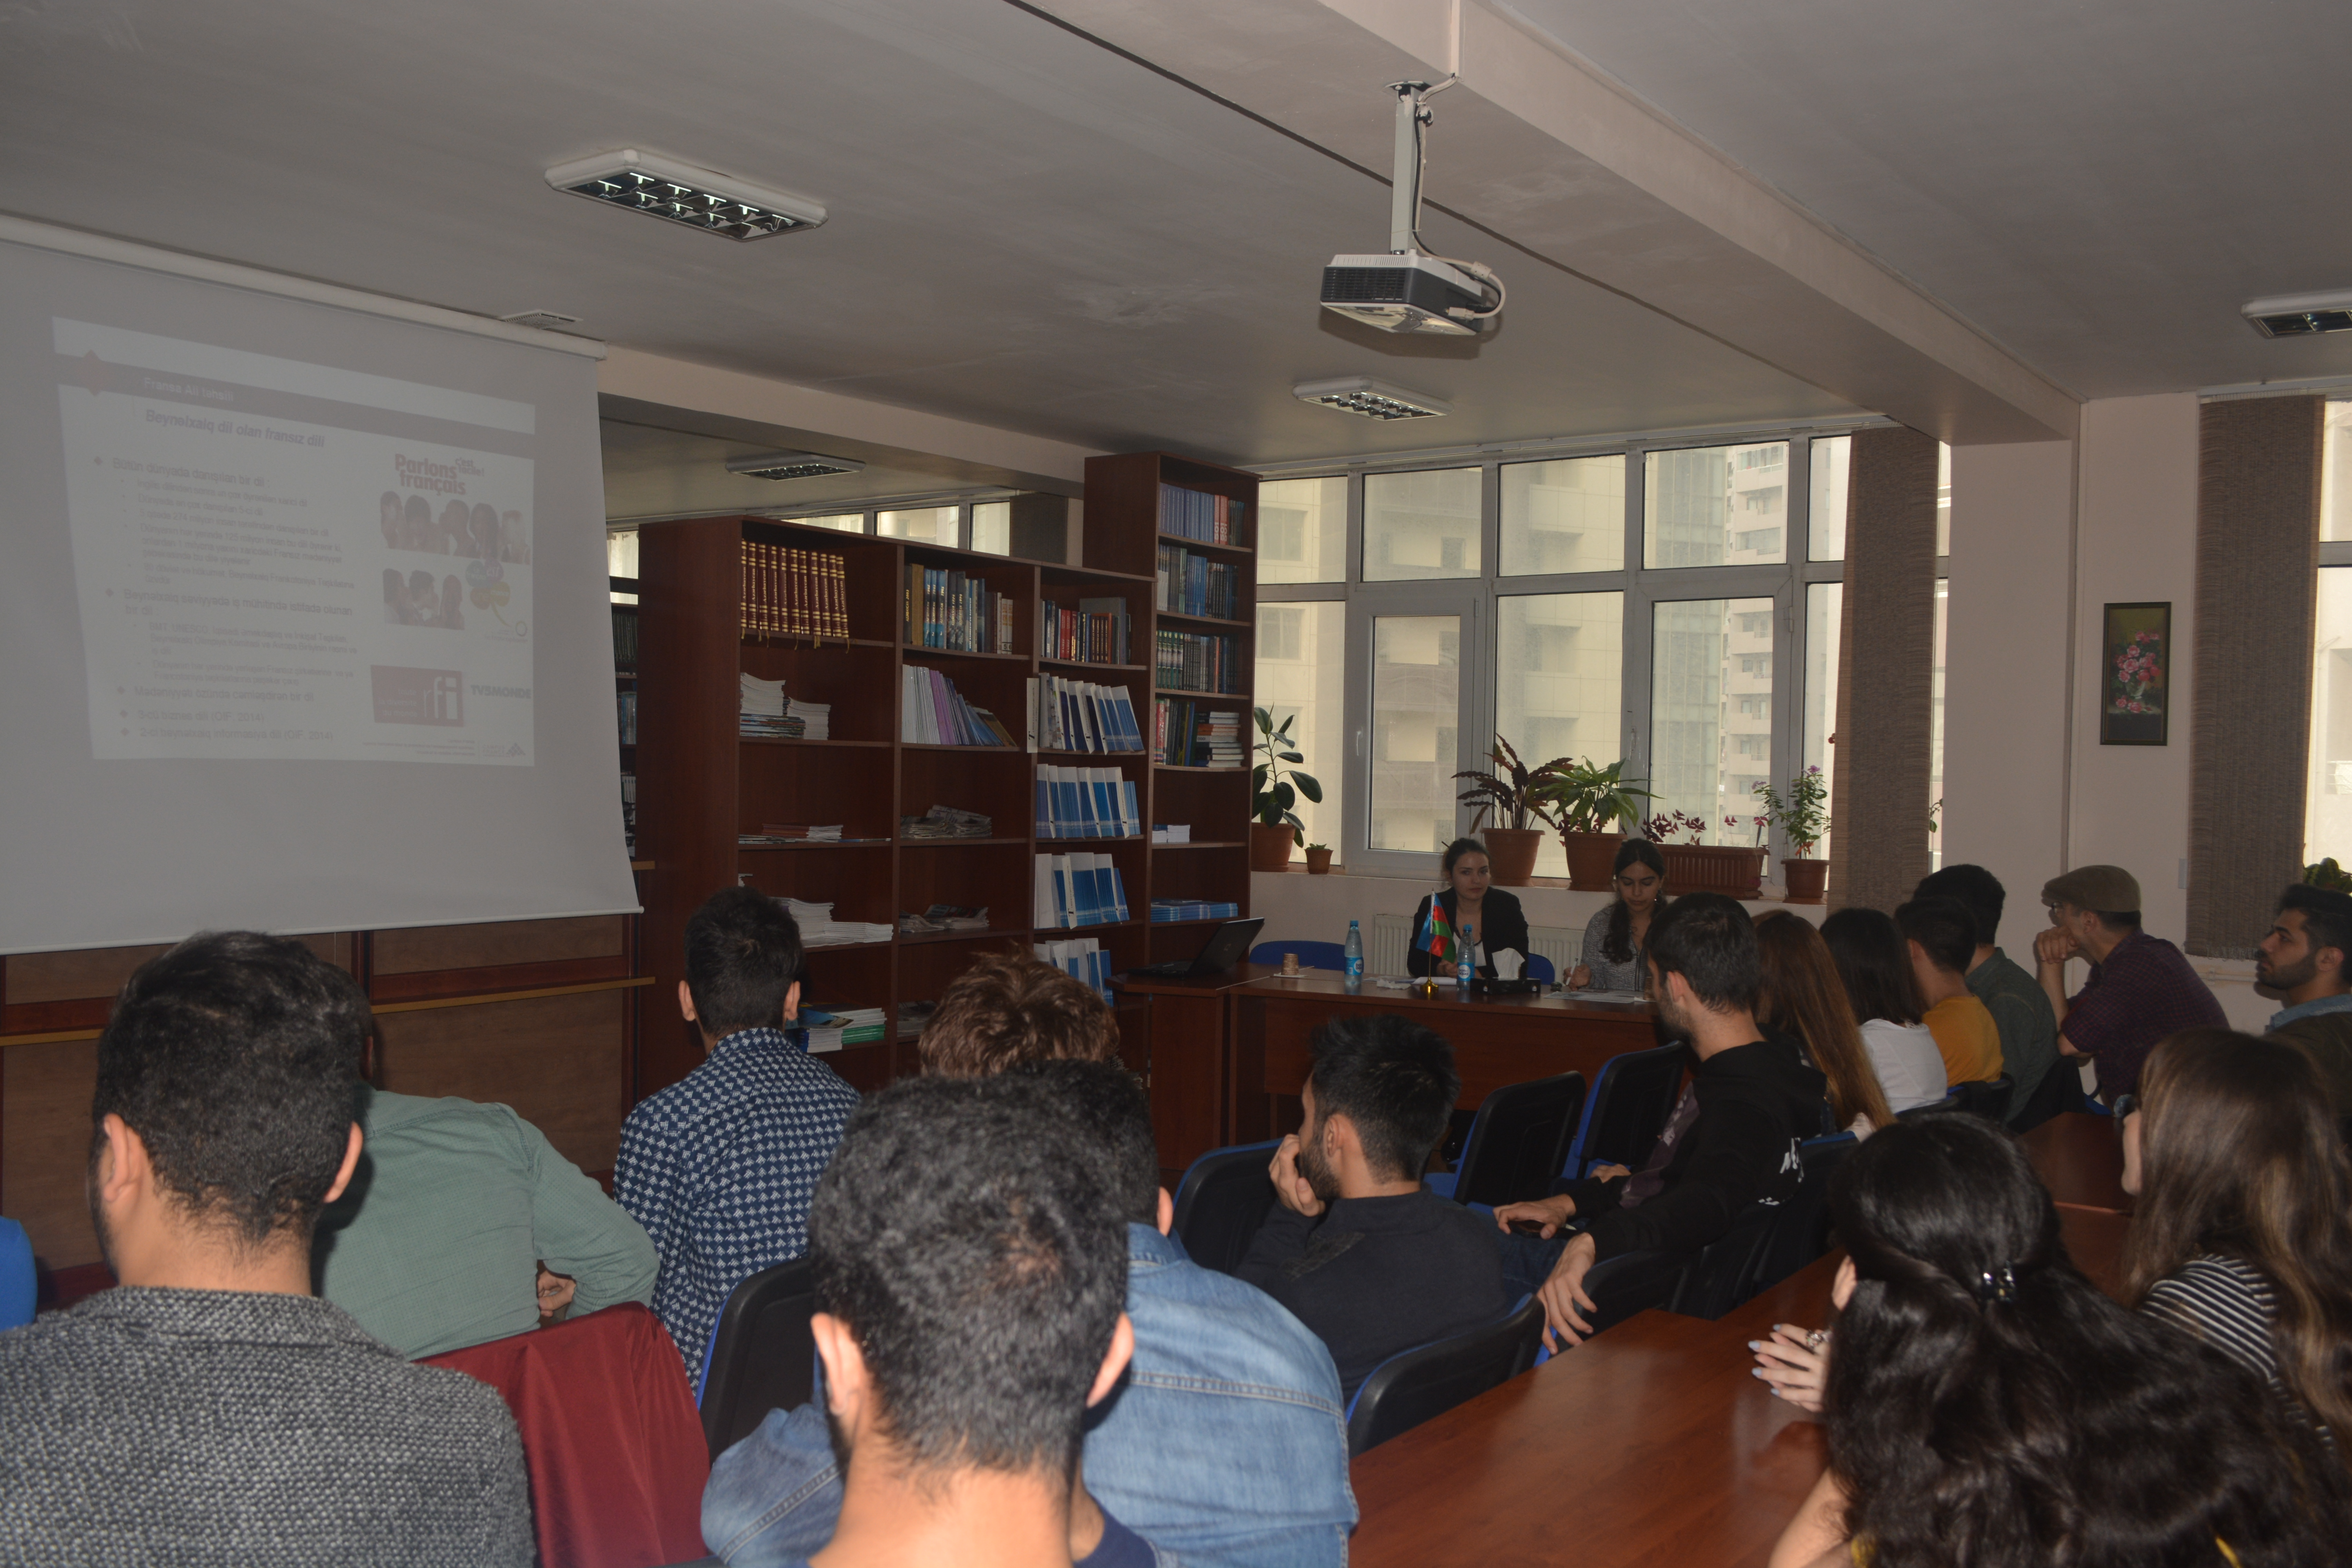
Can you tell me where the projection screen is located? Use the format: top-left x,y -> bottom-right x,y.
0,221 -> 639,954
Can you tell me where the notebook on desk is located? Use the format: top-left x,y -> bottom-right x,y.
1128,917 -> 1263,979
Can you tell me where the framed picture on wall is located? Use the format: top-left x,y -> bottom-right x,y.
2100,601 -> 2171,746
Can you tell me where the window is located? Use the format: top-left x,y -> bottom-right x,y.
1809,436 -> 1850,561
1930,577 -> 1948,867
1257,601 -> 1344,862
1652,597 -> 1774,843
878,506 -> 957,544
1371,615 -> 1463,851
1646,442 -> 1789,568
791,512 -> 867,534
1365,467 -> 1481,581
971,501 -> 1011,555
1497,592 -> 1623,876
1260,605 -> 1305,662
1258,476 -> 1347,584
1804,582 -> 1842,858
607,528 -> 639,605
1501,455 -> 1625,576
2308,402 -> 2352,861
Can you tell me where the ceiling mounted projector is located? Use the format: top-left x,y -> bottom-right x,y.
1293,376 -> 1451,420
725,450 -> 866,481
1320,80 -> 1503,337
546,148 -> 827,241
2243,289 -> 2352,338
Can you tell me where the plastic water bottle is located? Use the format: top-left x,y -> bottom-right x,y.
1343,920 -> 1363,985
1457,924 -> 1475,989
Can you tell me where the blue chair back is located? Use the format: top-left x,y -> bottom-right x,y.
1577,1246 -> 1693,1339
1522,953 -> 1556,984
0,1218 -> 30,1332
1441,1072 -> 1585,1209
1558,1042 -> 1688,1180
1171,1140 -> 1282,1276
1345,1294 -> 1545,1455
1896,1093 -> 1960,1121
1248,941 -> 1350,971
1947,1074 -> 2015,1122
1668,1132 -> 1857,1321
2007,1061 -> 2085,1132
698,1255 -> 818,1460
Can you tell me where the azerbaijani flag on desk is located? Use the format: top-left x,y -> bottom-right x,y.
1420,902 -> 1457,968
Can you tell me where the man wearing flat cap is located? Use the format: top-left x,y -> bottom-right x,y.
2031,864 -> 2225,1102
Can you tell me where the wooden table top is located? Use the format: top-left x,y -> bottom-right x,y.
2018,1110 -> 2131,1214
1111,961 -> 1292,996
1234,971 -> 1658,1023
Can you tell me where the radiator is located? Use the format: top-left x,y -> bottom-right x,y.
1367,915 -> 1580,980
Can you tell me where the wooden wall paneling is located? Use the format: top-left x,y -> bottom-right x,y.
374,988 -> 629,1176
372,916 -> 625,975
2,1039 -> 102,1270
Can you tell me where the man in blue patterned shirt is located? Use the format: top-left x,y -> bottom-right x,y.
617,886 -> 860,1375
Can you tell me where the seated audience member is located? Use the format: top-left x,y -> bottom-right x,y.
1238,1013 -> 1510,1395
1894,898 -> 2004,1088
1915,864 -> 2062,1124
0,933 -> 530,1565
2257,884 -> 2352,1112
617,886 -> 860,1374
1754,910 -> 1895,1137
318,1082 -> 658,1359
2121,1029 -> 2352,1448
1495,894 -> 1828,1348
1818,908 -> 1947,1113
789,1074 -> 1145,1568
702,960 -> 1355,1568
2033,864 -> 2225,1102
1768,1116 -> 2349,1568
1570,838 -> 1668,991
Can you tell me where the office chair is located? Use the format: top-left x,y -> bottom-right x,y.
697,1256 -> 818,1460
1426,1072 -> 1585,1206
1169,1140 -> 1283,1275
1345,1295 -> 1545,1455
1557,1043 -> 1688,1180
1249,940 -> 1349,971
1667,1132 -> 1857,1320
1947,1073 -> 2016,1122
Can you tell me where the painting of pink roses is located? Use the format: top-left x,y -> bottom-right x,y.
2100,601 -> 2169,746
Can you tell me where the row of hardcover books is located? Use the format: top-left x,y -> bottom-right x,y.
1035,938 -> 1112,1005
905,564 -> 1014,654
1150,899 -> 1241,923
1159,484 -> 1250,548
901,665 -> 1016,746
739,541 -> 850,641
1038,597 -> 1132,666
1154,544 -> 1242,620
612,607 -> 639,668
1036,766 -> 1144,840
1154,629 -> 1241,693
1028,675 -> 1143,753
1152,700 -> 1242,768
1033,853 -> 1131,929
617,691 -> 639,745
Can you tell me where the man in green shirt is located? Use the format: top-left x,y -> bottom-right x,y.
316,1088 -> 658,1359
1916,865 -> 2063,1128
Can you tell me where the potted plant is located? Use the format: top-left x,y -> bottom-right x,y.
1753,766 -> 1831,904
1644,810 -> 1768,900
1250,708 -> 1322,873
1450,737 -> 1577,886
1304,842 -> 1334,875
1538,759 -> 1655,891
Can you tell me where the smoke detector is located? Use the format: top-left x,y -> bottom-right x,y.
2243,290 -> 2352,338
725,451 -> 867,481
1292,376 -> 1450,420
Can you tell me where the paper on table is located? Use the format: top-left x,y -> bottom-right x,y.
1575,989 -> 1648,1005
1494,949 -> 1523,980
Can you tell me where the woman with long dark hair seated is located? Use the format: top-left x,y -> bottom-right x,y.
1406,838 -> 1531,980
1568,839 -> 1666,991
1818,907 -> 1947,1114
1753,910 -> 1893,1138
2122,1028 -> 2352,1451
1769,1116 -> 2349,1568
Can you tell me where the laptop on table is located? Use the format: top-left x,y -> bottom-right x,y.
1128,918 -> 1264,980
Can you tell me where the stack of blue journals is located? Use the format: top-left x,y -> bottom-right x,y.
1035,937 -> 1111,1005
1034,853 -> 1132,929
1036,765 -> 1142,839
1149,899 -> 1241,923
1027,676 -> 1143,752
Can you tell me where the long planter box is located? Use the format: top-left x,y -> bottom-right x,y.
1658,843 -> 1767,900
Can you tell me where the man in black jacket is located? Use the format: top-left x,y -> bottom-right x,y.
1236,1013 -> 1510,1399
1494,893 -> 1827,1349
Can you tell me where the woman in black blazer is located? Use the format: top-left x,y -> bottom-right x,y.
1406,837 -> 1532,979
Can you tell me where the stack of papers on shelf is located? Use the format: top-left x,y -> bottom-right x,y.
782,898 -> 896,947
764,824 -> 844,839
740,672 -> 787,716
1149,899 -> 1240,923
740,825 -> 873,847
787,700 -> 830,740
795,1006 -> 887,1054
896,1001 -> 938,1040
1035,938 -> 1111,1005
901,806 -> 993,839
899,904 -> 990,934
740,712 -> 806,740
1151,824 -> 1191,844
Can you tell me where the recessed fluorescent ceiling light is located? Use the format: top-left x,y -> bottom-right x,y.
545,148 -> 827,241
2243,290 -> 2352,338
725,450 -> 867,481
1292,376 -> 1450,420
497,309 -> 581,330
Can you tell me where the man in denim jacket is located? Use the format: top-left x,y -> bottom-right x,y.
700,962 -> 1356,1567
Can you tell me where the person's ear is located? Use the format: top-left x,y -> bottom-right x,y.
95,1112 -> 145,1210
784,979 -> 802,1024
677,980 -> 698,1025
1662,969 -> 1696,1010
1086,1312 -> 1137,1409
1155,1187 -> 1174,1237
810,1312 -> 871,1438
1321,1109 -> 1355,1167
321,1123 -> 365,1205
1831,1256 -> 1858,1310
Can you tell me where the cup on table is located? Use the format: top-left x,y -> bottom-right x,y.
1281,952 -> 1301,976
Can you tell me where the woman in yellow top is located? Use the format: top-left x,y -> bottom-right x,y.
1769,1117 -> 2347,1568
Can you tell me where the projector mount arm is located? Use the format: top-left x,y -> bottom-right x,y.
1383,78 -> 1504,322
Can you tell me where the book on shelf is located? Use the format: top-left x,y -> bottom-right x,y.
1151,700 -> 1243,768
612,606 -> 639,668
898,904 -> 989,934
1034,937 -> 1112,1005
1035,765 -> 1142,840
1150,899 -> 1241,923
740,539 -> 849,642
1025,675 -> 1143,753
620,773 -> 636,855
1033,852 -> 1130,929
905,564 -> 1014,654
1154,629 -> 1240,693
900,805 -> 993,839
792,1005 -> 887,1055
1153,544 -> 1241,620
616,691 -> 639,745
901,665 -> 1016,746
896,1000 -> 938,1041
1038,597 -> 1132,666
738,673 -> 832,740
739,825 -> 871,846
1150,823 -> 1190,843
1158,484 -> 1249,548
779,897 -> 896,947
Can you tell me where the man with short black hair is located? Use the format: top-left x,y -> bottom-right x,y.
795,1074 -> 1142,1568
0,932 -> 532,1565
1913,864 -> 2060,1125
1894,897 -> 2004,1089
2259,883 -> 2352,1112
1237,1013 -> 1509,1399
1495,892 -> 1828,1348
2032,864 -> 2225,1101
617,886 -> 859,1373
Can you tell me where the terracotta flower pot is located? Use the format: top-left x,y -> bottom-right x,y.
1656,843 -> 1768,900
1305,847 -> 1334,875
1481,828 -> 1543,887
1781,856 -> 1829,905
1560,830 -> 1624,892
1249,822 -> 1296,873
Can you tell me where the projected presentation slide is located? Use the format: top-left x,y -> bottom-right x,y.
54,318 -> 537,764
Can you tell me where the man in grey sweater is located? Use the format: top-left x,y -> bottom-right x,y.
0,932 -> 533,1567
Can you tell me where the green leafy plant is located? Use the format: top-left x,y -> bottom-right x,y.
1252,708 -> 1323,846
1452,735 -> 1578,833
2305,858 -> 2352,894
1537,758 -> 1656,835
1753,766 -> 1831,857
